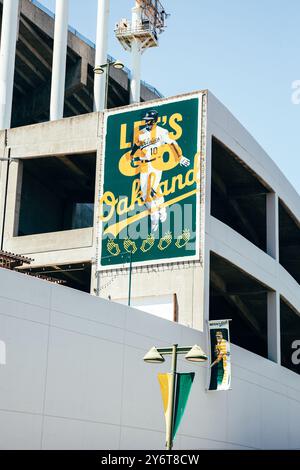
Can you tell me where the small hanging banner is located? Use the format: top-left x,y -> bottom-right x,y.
158,373 -> 173,443
207,320 -> 231,391
158,372 -> 195,442
173,373 -> 195,438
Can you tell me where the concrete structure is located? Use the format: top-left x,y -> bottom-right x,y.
130,3 -> 142,103
115,0 -> 167,104
93,0 -> 110,112
0,0 -> 20,130
0,0 -> 298,451
0,1 -> 299,450
0,89 -> 299,377
50,0 -> 69,121
0,0 -> 161,129
0,266 -> 300,450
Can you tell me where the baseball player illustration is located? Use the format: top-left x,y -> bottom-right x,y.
129,110 -> 190,232
210,330 -> 230,391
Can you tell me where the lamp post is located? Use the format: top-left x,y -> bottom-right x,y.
93,60 -> 124,110
144,343 -> 208,450
128,249 -> 133,307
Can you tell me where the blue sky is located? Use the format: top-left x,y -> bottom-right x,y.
39,0 -> 300,193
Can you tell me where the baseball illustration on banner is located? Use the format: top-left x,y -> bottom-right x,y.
207,320 -> 232,392
98,94 -> 203,268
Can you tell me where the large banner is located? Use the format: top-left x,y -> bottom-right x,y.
98,93 -> 203,269
207,320 -> 232,391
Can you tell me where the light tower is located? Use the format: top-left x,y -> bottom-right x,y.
115,0 -> 168,104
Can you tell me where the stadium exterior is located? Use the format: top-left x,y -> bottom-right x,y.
0,267 -> 300,450
0,0 -> 299,450
1,89 -> 299,373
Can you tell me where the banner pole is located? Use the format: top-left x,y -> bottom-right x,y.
128,250 -> 133,306
166,344 -> 177,450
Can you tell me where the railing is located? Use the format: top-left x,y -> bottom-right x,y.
115,24 -> 158,39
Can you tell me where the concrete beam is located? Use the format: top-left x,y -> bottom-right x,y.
73,93 -> 91,113
18,33 -> 52,72
14,59 -> 88,125
16,48 -> 46,82
14,65 -> 36,89
3,227 -> 93,256
65,59 -> 88,96
19,15 -> 53,61
7,112 -> 100,158
109,78 -> 128,106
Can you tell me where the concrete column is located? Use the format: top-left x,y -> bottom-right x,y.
268,291 -> 281,364
94,0 -> 110,112
130,4 -> 142,103
203,246 -> 211,325
0,0 -> 20,130
0,160 -> 8,249
0,132 -> 7,246
50,0 -> 69,121
266,192 -> 279,261
130,39 -> 141,103
3,153 -> 22,244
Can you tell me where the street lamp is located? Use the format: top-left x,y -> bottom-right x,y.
93,59 -> 124,109
144,343 -> 208,450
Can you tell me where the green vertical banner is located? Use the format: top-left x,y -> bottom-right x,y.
158,372 -> 195,443
173,372 -> 195,439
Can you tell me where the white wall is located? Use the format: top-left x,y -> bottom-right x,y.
0,268 -> 300,450
116,294 -> 175,322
